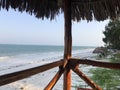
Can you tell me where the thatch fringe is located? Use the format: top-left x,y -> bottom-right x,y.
72,0 -> 120,21
0,0 -> 120,21
0,0 -> 60,20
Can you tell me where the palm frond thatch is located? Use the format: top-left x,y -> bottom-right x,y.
0,0 -> 120,21
71,0 -> 120,21
0,0 -> 60,20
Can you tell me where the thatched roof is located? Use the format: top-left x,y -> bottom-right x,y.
0,0 -> 120,21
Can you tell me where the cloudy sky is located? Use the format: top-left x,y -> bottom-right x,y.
0,9 -> 109,46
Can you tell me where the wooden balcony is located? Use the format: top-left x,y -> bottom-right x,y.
0,0 -> 120,90
0,58 -> 120,90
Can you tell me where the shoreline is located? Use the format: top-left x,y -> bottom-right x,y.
0,48 -> 95,90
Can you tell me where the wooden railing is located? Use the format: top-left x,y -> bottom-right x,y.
0,60 -> 63,86
0,58 -> 120,90
69,59 -> 120,70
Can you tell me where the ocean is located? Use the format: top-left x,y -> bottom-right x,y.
0,44 -> 95,61
0,44 -> 96,90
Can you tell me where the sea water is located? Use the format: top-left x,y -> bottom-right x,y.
0,44 -> 95,60
0,44 -> 96,90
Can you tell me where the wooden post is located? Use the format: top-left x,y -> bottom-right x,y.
63,0 -> 72,90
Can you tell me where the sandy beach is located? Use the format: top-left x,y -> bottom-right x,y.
0,45 -> 95,90
0,60 -> 63,90
0,64 -> 94,90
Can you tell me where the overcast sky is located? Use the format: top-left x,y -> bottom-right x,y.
0,9 -> 109,46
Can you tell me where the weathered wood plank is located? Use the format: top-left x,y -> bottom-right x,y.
44,67 -> 63,90
70,58 -> 120,70
0,60 -> 63,86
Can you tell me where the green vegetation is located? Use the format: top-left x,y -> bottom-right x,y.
103,19 -> 120,50
90,54 -> 120,90
90,19 -> 120,90
111,53 -> 120,63
90,68 -> 120,90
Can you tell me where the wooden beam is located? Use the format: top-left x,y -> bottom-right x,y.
64,64 -> 71,90
44,68 -> 64,90
63,0 -> 72,60
72,66 -> 102,90
0,60 -> 63,86
63,0 -> 72,89
70,58 -> 120,70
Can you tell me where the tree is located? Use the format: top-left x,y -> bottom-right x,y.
103,19 -> 120,50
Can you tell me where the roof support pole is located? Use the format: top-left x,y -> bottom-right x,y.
63,0 -> 72,90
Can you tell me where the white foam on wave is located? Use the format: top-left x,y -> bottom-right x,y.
0,56 -> 10,61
